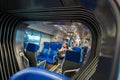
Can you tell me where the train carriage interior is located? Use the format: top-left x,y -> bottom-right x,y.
0,0 -> 120,80
22,21 -> 92,77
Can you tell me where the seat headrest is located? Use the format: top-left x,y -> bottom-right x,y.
50,43 -> 58,50
44,42 -> 50,49
50,42 -> 55,47
82,46 -> 88,52
9,67 -> 71,80
65,50 -> 81,63
72,46 -> 81,52
26,43 -> 39,52
57,43 -> 62,49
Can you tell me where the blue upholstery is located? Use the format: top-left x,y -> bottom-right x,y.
68,40 -> 72,47
50,42 -> 58,50
50,42 -> 55,48
57,43 -> 62,49
46,43 -> 58,64
72,46 -> 81,52
83,46 -> 88,52
26,43 -> 39,53
25,43 -> 45,69
37,65 -> 45,69
72,47 -> 83,62
37,42 -> 50,61
37,42 -> 59,64
73,47 -> 83,62
50,42 -> 62,49
25,43 -> 40,67
10,67 -> 71,80
44,42 -> 50,49
62,50 -> 82,74
46,50 -> 58,63
24,42 -> 27,49
65,50 -> 82,63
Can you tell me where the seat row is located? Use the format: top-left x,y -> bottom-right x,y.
37,42 -> 62,64
9,42 -> 70,80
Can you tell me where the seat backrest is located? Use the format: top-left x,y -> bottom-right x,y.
72,46 -> 81,52
57,42 -> 62,49
50,42 -> 55,48
82,46 -> 88,52
62,50 -> 82,73
72,46 -> 83,62
44,42 -> 50,49
40,42 -> 50,57
25,43 -> 39,67
9,67 -> 71,80
48,43 -> 58,58
65,50 -> 81,63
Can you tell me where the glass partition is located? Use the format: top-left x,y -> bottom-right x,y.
24,28 -> 41,49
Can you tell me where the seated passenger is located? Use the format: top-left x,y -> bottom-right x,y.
72,41 -> 78,47
83,40 -> 89,54
82,40 -> 89,63
68,41 -> 78,50
58,42 -> 69,59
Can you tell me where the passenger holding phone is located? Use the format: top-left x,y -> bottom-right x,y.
58,42 -> 69,59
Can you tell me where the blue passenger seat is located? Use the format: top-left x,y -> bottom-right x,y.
62,50 -> 82,75
46,42 -> 58,64
72,46 -> 81,52
25,43 -> 39,67
37,42 -> 50,61
9,67 -> 71,80
25,43 -> 46,69
57,42 -> 62,49
82,46 -> 88,53
50,42 -> 55,47
72,46 -> 83,62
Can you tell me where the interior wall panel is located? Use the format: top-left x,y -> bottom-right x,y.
0,12 -> 21,80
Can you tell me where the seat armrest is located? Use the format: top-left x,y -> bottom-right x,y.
19,51 -> 29,67
37,60 -> 46,68
63,68 -> 80,75
53,55 -> 58,62
36,52 -> 41,56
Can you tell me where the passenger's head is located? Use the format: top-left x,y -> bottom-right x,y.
65,39 -> 68,42
84,40 -> 88,44
84,40 -> 89,46
72,41 -> 78,47
63,42 -> 68,49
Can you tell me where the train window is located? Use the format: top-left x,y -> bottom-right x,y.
23,21 -> 92,78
